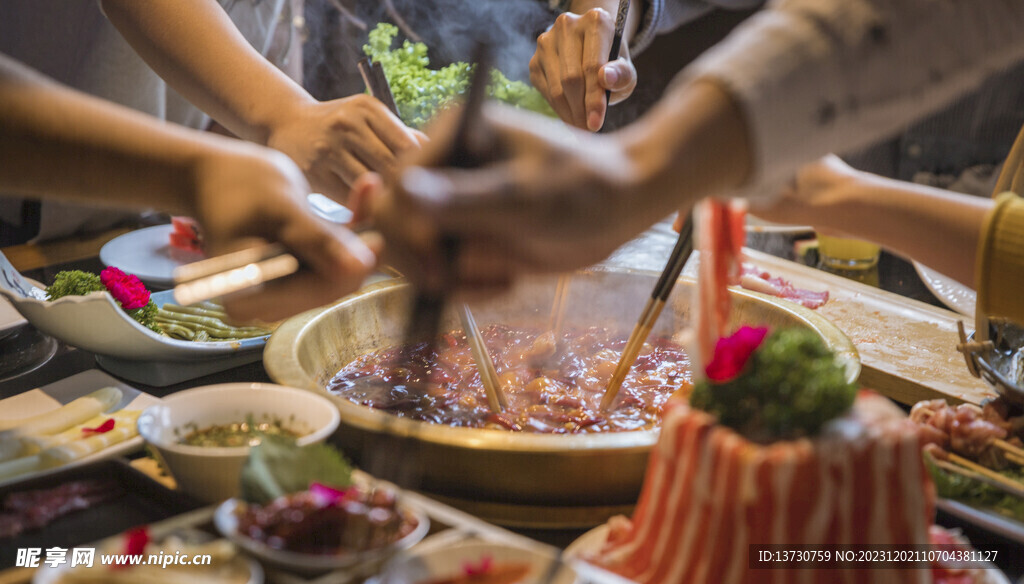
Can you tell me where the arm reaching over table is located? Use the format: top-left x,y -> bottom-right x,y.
370,0 -> 1024,291
532,0 -> 642,131
0,53 -> 378,322
100,0 -> 425,203
752,154 -> 1024,325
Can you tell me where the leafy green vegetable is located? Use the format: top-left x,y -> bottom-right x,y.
363,23 -> 556,128
927,454 -> 1024,522
689,328 -> 857,443
240,435 -> 353,505
45,270 -> 104,299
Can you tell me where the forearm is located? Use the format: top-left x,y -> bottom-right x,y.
669,0 -> 1024,197
811,174 -> 986,286
0,54 -> 247,215
618,78 -> 752,216
100,0 -> 313,144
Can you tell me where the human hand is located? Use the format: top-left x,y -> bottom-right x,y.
530,8 -> 638,132
190,145 -> 381,321
747,154 -> 862,233
266,94 -> 426,203
367,103 -> 666,292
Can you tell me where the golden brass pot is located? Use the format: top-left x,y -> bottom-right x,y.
264,267 -> 858,526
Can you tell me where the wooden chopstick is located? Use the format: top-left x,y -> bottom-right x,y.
171,243 -> 299,306
548,275 -> 571,337
403,41 -> 493,347
458,303 -> 507,413
931,457 -> 1024,499
991,438 -> 1024,466
947,452 -> 1024,494
600,212 -> 694,410
604,0 -> 630,106
359,57 -> 400,118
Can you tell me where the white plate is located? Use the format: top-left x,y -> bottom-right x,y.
99,224 -> 204,288
565,524 -> 1009,584
0,369 -> 160,489
0,258 -> 270,360
914,261 -> 976,316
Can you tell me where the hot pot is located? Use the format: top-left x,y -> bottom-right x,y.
264,267 -> 858,527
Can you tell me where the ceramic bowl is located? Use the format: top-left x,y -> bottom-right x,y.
137,383 -> 340,503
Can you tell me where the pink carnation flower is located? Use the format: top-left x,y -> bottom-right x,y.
100,266 -> 151,310
704,326 -> 769,382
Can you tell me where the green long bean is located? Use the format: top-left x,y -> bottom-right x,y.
154,301 -> 274,342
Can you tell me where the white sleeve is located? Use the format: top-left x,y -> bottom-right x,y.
675,0 -> 1024,197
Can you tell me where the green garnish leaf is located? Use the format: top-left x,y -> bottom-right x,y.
689,328 -> 857,442
240,436 -> 353,504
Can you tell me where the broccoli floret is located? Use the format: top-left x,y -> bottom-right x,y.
45,270 -> 105,300
46,269 -> 163,334
126,300 -> 162,334
689,328 -> 856,443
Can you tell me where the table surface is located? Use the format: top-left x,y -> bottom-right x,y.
2,226 -> 1022,582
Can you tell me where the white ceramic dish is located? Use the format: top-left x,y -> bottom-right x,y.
914,261 -> 976,316
99,224 -> 204,288
0,369 -> 159,488
214,495 -> 429,575
0,250 -> 269,361
99,198 -> 351,287
137,383 -> 340,503
377,540 -> 577,584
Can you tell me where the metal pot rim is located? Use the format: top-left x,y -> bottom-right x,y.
264,267 -> 859,453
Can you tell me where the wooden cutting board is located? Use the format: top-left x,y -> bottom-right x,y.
734,249 -> 993,406
602,231 -> 995,406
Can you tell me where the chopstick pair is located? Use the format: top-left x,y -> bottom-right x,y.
600,212 -> 694,411
358,57 -> 399,117
172,243 -> 298,307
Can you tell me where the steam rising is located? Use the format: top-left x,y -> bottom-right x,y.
304,0 -> 557,101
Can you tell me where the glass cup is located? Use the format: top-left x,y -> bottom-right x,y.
817,234 -> 881,270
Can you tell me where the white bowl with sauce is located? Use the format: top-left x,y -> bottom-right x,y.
137,383 -> 340,503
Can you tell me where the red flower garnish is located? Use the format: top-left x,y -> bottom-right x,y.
309,482 -> 355,508
111,526 -> 150,569
100,267 -> 151,310
82,418 -> 115,435
463,555 -> 494,577
704,326 -> 769,382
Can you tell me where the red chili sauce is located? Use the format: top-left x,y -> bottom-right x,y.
327,324 -> 692,433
